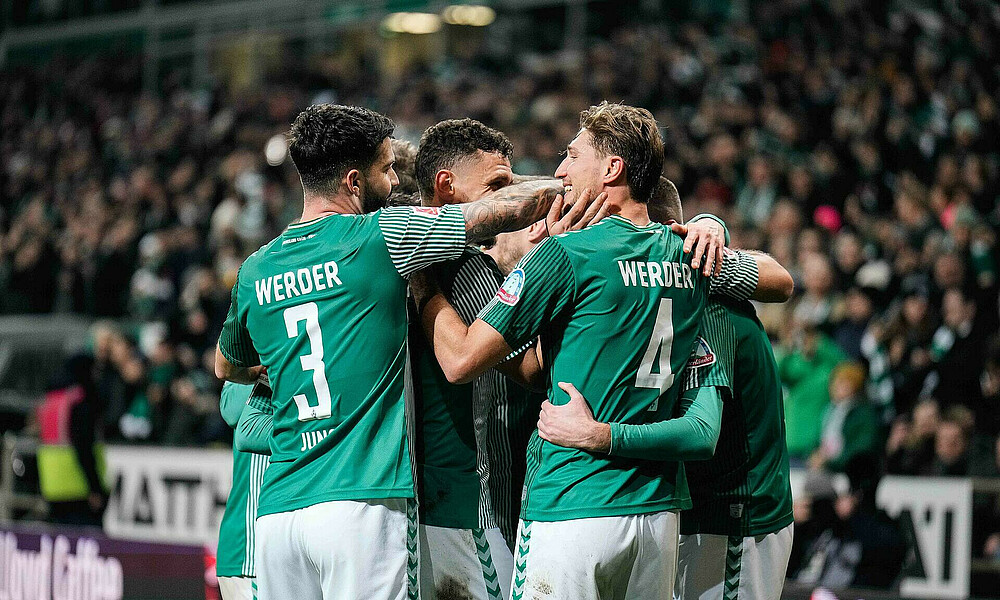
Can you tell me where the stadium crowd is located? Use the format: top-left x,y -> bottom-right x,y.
1,0 -> 999,560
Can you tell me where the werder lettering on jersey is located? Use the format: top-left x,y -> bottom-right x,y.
617,260 -> 695,289
254,261 -> 343,306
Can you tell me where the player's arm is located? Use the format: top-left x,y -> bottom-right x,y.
219,381 -> 252,429
743,250 -> 794,302
380,179 -> 577,277
421,255 -> 547,390
671,217 -> 791,302
417,294 -> 516,385
538,302 -> 737,460
537,384 -> 726,459
215,272 -> 264,384
415,238 -> 575,385
416,294 -> 543,388
498,341 -> 546,391
235,378 -> 274,455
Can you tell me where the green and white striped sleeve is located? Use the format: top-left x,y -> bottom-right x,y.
478,237 -> 576,351
378,205 -> 468,277
246,373 -> 273,414
219,268 -> 261,368
708,249 -> 759,302
680,301 -> 736,393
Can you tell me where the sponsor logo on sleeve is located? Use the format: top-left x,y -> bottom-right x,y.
688,336 -> 716,368
497,268 -> 525,306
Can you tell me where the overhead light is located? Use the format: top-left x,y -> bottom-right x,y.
442,5 -> 496,27
383,12 -> 442,34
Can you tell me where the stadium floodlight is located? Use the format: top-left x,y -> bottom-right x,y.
442,5 -> 496,27
265,134 -> 288,166
383,12 -> 443,34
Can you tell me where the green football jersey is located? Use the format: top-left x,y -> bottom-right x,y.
479,216 -> 758,522
411,247 -> 544,534
679,299 -> 794,537
219,205 -> 467,517
217,382 -> 267,578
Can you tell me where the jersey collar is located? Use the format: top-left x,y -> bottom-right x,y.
606,214 -> 660,231
284,212 -> 343,232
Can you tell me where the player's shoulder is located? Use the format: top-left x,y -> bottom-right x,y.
236,235 -> 282,281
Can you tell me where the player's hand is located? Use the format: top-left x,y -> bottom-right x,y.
670,219 -> 725,276
544,188 -> 609,237
537,382 -> 611,453
408,268 -> 440,313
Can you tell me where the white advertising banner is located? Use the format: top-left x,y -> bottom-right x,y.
876,476 -> 971,600
789,469 -> 972,600
103,446 -> 233,546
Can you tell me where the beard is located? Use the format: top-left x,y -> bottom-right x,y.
360,179 -> 390,214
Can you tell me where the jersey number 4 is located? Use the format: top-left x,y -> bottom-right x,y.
284,302 -> 333,422
635,298 -> 675,409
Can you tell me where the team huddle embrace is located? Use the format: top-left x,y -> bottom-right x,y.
213,101 -> 796,600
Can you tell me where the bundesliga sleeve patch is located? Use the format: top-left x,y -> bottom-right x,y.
496,268 -> 525,306
688,336 -> 716,368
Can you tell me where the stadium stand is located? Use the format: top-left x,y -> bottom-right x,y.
1,0 -> 999,596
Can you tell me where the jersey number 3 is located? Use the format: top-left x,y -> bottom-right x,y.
635,298 -> 675,409
284,302 -> 333,421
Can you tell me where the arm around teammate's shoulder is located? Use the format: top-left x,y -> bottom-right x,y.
745,251 -> 794,302
708,249 -> 794,304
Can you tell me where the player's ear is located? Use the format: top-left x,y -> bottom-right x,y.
433,170 -> 456,202
526,221 -> 548,243
603,156 -> 625,185
345,169 -> 362,197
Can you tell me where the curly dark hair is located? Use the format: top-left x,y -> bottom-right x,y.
390,138 -> 420,196
415,119 -> 514,201
579,102 -> 664,203
287,104 -> 395,193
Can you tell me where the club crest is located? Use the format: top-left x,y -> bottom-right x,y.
497,268 -> 526,306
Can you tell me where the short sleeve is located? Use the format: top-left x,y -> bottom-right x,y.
680,302 -> 736,394
708,249 -> 759,302
477,238 -> 576,351
219,269 -> 261,368
447,252 -> 504,324
378,205 -> 467,277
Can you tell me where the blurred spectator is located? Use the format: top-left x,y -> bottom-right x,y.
779,327 -> 846,461
793,253 -> 842,332
790,455 -> 907,590
930,416 -> 971,476
833,287 -> 874,361
927,288 -> 992,432
812,363 -> 879,473
886,399 -> 940,475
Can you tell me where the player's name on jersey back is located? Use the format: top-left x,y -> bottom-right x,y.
254,261 -> 343,305
617,260 -> 695,289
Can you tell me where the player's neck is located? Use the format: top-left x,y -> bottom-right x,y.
612,196 -> 651,227
301,191 -> 363,222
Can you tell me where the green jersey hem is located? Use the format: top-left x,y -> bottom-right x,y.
679,507 -> 793,537
215,569 -> 255,578
257,487 -> 414,518
522,497 -> 691,522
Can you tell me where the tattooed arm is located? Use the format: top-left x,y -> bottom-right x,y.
461,179 -> 565,243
